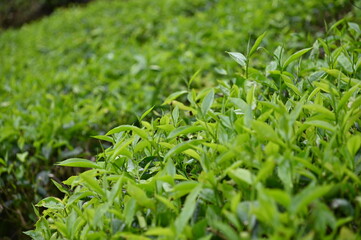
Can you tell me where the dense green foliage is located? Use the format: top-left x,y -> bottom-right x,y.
28,18 -> 361,240
0,0 -> 360,238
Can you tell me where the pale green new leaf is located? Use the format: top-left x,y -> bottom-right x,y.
227,52 -> 247,67
249,32 -> 267,57
283,47 -> 312,68
36,197 -> 64,210
56,158 -> 100,169
106,125 -> 148,139
201,89 -> 215,115
167,125 -> 204,139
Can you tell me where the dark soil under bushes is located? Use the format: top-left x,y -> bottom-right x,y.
0,0 -> 92,29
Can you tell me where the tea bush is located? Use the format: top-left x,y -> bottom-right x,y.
0,0 -> 359,238
26,20 -> 361,239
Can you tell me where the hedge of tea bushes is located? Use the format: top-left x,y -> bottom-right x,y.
0,0 -> 359,238
27,20 -> 361,239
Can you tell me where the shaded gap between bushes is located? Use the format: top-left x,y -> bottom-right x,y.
0,0 -> 93,29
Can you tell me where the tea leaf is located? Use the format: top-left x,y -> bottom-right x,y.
249,32 -> 267,57
283,47 -> 312,68
36,197 -> 64,210
227,52 -> 247,67
174,184 -> 202,235
168,126 -> 205,139
201,89 -> 215,116
57,158 -> 100,169
106,125 -> 148,139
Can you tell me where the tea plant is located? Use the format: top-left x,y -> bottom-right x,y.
2,0 -> 358,237
26,21 -> 361,239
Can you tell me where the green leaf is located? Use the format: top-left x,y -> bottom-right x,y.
228,168 -> 254,185
212,221 -> 240,240
155,194 -> 178,212
51,179 -> 69,195
303,120 -> 335,132
264,188 -> 291,208
80,172 -> 106,199
338,83 -> 360,111
91,135 -> 115,143
313,81 -> 339,96
249,31 -> 267,57
322,68 -> 347,78
277,159 -> 293,190
348,22 -> 361,34
167,125 -> 204,139
322,68 -> 361,87
252,120 -> 281,144
66,191 -> 94,206
113,232 -> 150,240
139,105 -> 155,121
36,197 -> 64,210
162,90 -> 188,105
201,89 -> 215,116
291,184 -> 333,214
164,140 -> 202,161
16,151 -> 28,163
337,52 -> 353,73
303,104 -> 335,120
173,180 -> 198,195
106,125 -> 148,139
145,227 -> 174,237
23,230 -> 43,239
127,183 -> 155,210
255,158 -> 275,183
347,135 -> 361,157
174,184 -> 202,236
124,198 -> 137,227
188,69 -> 202,88
283,47 -> 312,68
56,158 -> 100,169
227,52 -> 247,67
110,137 -> 134,161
